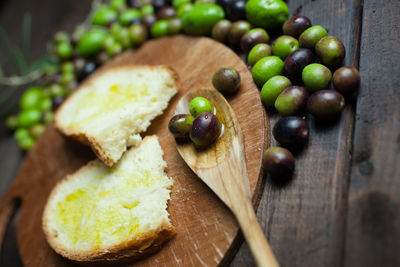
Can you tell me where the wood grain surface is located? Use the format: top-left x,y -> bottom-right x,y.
1,0 -> 399,266
0,35 -> 269,266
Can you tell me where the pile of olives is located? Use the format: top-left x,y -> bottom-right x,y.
5,0 -> 361,185
169,96 -> 221,147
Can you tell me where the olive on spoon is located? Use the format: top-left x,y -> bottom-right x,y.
174,88 -> 279,267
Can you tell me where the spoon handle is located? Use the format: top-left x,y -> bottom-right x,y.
232,196 -> 279,267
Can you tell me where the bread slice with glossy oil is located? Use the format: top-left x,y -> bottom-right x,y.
54,65 -> 179,167
42,135 -> 175,265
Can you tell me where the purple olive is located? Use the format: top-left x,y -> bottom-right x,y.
240,28 -> 270,53
307,90 -> 345,120
275,86 -> 308,116
315,36 -> 346,67
263,147 -> 295,178
284,48 -> 313,80
157,6 -> 176,20
273,116 -> 309,148
226,0 -> 247,21
169,114 -> 195,139
332,66 -> 360,95
190,112 -> 221,147
212,20 -> 232,43
228,20 -> 251,46
283,16 -> 312,39
142,14 -> 157,31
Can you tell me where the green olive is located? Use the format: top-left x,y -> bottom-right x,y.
39,97 -> 52,111
53,31 -> 69,44
61,61 -> 75,74
92,6 -> 118,26
61,72 -> 75,85
18,109 -> 42,128
182,4 -> 225,36
117,27 -> 132,48
56,42 -> 73,60
151,20 -> 169,37
42,111 -> 54,124
29,124 -> 46,139
49,83 -> 66,97
272,35 -> 299,59
246,0 -> 289,30
168,114 -> 194,139
299,25 -> 328,50
5,115 -> 18,130
119,8 -> 142,26
14,128 -> 30,143
302,63 -> 332,92
247,43 -> 272,66
189,97 -> 214,117
18,135 -> 35,151
77,28 -> 109,58
20,87 -> 44,110
260,75 -> 291,107
110,0 -> 126,10
167,18 -> 182,35
129,24 -> 148,46
177,3 -> 193,18
173,0 -> 191,8
251,56 -> 284,87
141,4 -> 155,16
315,36 -> 346,67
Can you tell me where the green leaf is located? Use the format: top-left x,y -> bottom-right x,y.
22,13 -> 32,57
0,26 -> 13,62
11,47 -> 29,75
29,56 -> 56,72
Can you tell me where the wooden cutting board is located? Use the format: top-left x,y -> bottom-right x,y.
0,35 -> 269,266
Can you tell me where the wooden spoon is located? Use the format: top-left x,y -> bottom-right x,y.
174,88 -> 279,267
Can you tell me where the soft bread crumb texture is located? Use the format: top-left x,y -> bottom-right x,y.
42,136 -> 174,262
55,65 -> 178,166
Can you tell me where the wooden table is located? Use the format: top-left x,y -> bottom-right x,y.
0,0 -> 399,266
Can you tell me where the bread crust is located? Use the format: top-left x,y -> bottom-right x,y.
42,136 -> 176,265
54,64 -> 180,167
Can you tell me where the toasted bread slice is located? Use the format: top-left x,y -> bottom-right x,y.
54,65 -> 178,167
42,136 -> 175,264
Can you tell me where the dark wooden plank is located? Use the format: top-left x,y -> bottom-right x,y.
232,0 -> 363,266
344,0 -> 400,266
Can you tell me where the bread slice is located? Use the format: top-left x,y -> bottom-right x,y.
42,135 -> 175,264
54,65 -> 178,167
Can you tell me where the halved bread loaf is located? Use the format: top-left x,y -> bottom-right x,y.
55,65 -> 178,167
42,135 -> 175,264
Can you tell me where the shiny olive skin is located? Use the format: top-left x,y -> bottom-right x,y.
167,18 -> 182,35
273,116 -> 309,148
283,16 -> 312,39
315,36 -> 346,67
332,66 -> 360,95
307,90 -> 345,120
129,24 -> 148,45
157,7 -> 177,19
240,28 -> 270,53
190,112 -> 221,147
169,114 -> 195,139
284,48 -> 313,80
226,0 -> 247,21
142,14 -> 158,30
263,147 -> 295,178
190,97 -> 214,117
212,20 -> 231,43
272,35 -> 299,59
247,43 -> 272,66
212,67 -> 241,94
275,86 -> 308,116
299,25 -> 327,50
302,63 -> 332,92
228,20 -> 251,46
